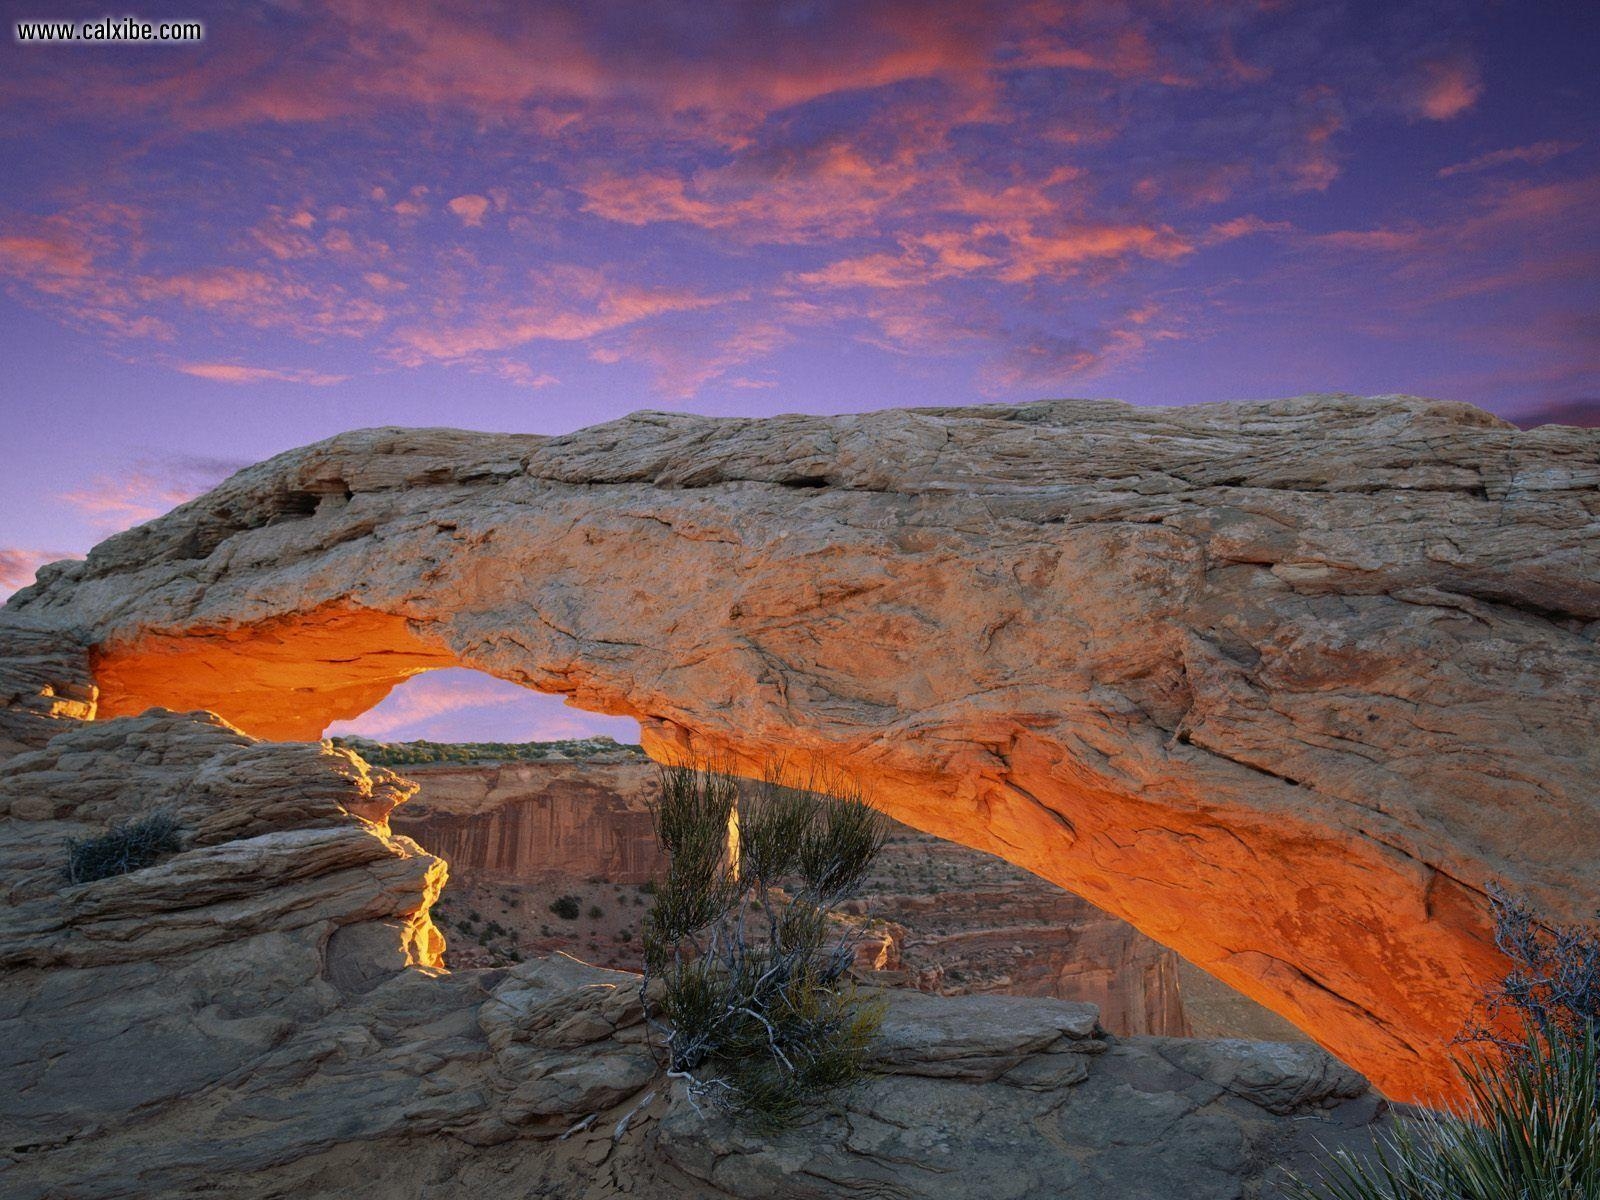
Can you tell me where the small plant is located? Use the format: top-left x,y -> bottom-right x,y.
1460,884 -> 1600,1053
64,811 -> 182,884
640,762 -> 889,1130
550,895 -> 581,920
1290,888 -> 1600,1200
588,904 -> 604,920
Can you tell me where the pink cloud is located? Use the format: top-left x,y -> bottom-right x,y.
447,194 -> 491,226
325,667 -> 639,744
391,265 -> 734,364
178,362 -> 349,385
60,454 -> 249,532
1411,56 -> 1482,121
250,212 -> 321,260
362,271 -> 408,293
0,548 -> 80,598
1438,141 -> 1579,179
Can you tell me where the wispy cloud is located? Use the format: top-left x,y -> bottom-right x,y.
60,454 -> 250,532
1438,141 -> 1579,179
0,547 -> 80,597
178,362 -> 349,385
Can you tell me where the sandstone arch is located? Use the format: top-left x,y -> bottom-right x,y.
3,395 -> 1597,1102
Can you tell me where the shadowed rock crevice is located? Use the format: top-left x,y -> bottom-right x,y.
2,394 -> 1597,1101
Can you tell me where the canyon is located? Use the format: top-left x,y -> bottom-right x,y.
3,395 -> 1594,1099
378,741 -> 1214,1038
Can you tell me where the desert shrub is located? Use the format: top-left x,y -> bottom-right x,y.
588,904 -> 604,920
1460,884 -> 1600,1052
64,811 -> 182,884
550,895 -> 581,920
1290,889 -> 1600,1200
640,762 -> 889,1130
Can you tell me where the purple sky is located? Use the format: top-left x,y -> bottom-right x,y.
2,1 -> 1596,742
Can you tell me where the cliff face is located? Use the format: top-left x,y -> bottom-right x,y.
392,755 -> 664,885
859,826 -> 1191,1036
4,395 -> 1597,1099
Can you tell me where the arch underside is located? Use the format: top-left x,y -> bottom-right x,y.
7,397 -> 1599,1104
85,601 -> 1512,1105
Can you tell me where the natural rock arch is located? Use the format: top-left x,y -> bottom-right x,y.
3,395 -> 1597,1102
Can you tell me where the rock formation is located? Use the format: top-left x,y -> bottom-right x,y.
3,395 -> 1597,1099
0,710 -> 1384,1198
389,751 -> 665,885
384,749 -> 1196,1035
858,823 -> 1192,1036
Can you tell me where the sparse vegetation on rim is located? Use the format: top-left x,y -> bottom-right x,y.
330,735 -> 645,767
639,762 -> 890,1130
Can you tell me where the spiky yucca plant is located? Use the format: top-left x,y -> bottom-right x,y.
1291,887 -> 1600,1200
640,762 -> 889,1130
1290,1026 -> 1599,1200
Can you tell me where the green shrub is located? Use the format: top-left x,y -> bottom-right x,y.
587,904 -> 604,920
1289,1026 -> 1598,1200
640,762 -> 889,1130
64,811 -> 182,884
550,895 -> 581,920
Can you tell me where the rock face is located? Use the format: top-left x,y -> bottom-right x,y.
859,823 -> 1192,1036
0,710 -> 1384,1198
391,753 -> 665,885
2,395 -> 1597,1099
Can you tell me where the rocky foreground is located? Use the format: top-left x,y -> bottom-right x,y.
3,395 -> 1596,1099
0,712 -> 1383,1199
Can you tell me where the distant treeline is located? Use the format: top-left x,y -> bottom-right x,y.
330,735 -> 647,767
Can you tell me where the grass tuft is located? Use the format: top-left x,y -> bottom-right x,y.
64,811 -> 182,884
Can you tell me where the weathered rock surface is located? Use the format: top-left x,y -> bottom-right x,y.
3,395 -> 1597,1099
0,711 -> 1386,1199
858,820 -> 1193,1036
390,752 -> 666,885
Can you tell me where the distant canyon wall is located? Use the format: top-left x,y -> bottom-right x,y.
389,753 -> 664,885
390,754 -> 1192,1036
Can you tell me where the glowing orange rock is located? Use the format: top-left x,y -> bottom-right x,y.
4,395 -> 1597,1102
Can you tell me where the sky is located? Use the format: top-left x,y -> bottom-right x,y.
2,0 -> 1596,742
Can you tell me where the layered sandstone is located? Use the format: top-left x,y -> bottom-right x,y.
0,711 -> 1385,1199
858,824 -> 1192,1036
3,395 -> 1597,1098
389,752 -> 664,885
